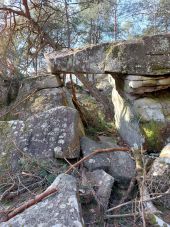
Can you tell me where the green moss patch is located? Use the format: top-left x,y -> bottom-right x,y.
142,120 -> 165,151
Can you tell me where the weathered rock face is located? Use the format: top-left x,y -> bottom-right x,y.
0,74 -> 85,162
14,87 -> 74,120
80,136 -> 135,187
124,75 -> 170,94
2,174 -> 84,227
87,170 -> 114,210
45,34 -> 170,75
109,75 -> 170,150
80,136 -> 111,172
0,107 -> 81,172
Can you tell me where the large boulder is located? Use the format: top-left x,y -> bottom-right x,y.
0,106 -> 82,172
11,74 -> 69,120
45,34 -> 170,75
1,174 -> 84,227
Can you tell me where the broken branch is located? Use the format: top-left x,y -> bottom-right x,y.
65,147 -> 130,174
0,187 -> 58,223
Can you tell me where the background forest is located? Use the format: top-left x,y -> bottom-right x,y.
0,0 -> 170,78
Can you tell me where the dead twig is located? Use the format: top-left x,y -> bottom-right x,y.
4,179 -> 46,200
112,175 -> 137,227
65,147 -> 130,174
106,190 -> 170,213
105,211 -> 161,219
131,147 -> 166,226
0,183 -> 15,201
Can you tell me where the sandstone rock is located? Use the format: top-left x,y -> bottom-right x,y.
146,144 -> 170,208
0,107 -> 81,166
134,98 -> 165,122
14,87 -> 74,120
80,137 -> 135,187
1,174 -> 84,227
45,34 -> 170,75
110,74 -> 170,150
80,170 -> 114,225
112,86 -> 145,147
18,74 -> 62,94
88,170 -> 114,210
80,136 -> 111,172
160,143 -> 170,163
124,75 -> 170,94
109,151 -> 136,187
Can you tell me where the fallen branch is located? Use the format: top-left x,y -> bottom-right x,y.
105,211 -> 161,219
65,147 -> 130,174
0,187 -> 58,223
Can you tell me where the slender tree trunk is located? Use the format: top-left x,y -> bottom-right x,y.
64,0 -> 71,48
114,6 -> 117,41
76,74 -> 114,121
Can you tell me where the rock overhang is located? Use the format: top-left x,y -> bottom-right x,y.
45,33 -> 170,76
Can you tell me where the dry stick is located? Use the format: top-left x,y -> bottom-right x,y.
105,211 -> 161,219
106,190 -> 170,213
65,147 -> 130,174
64,157 -> 81,177
0,187 -> 58,223
112,175 -> 137,227
0,183 -> 15,201
4,180 -> 46,200
131,148 -> 168,226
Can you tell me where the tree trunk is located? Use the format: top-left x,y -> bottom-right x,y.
76,74 -> 114,121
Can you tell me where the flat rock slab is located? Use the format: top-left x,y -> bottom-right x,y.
1,174 -> 84,227
45,34 -> 170,75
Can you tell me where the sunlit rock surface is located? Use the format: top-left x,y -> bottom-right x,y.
45,34 -> 170,75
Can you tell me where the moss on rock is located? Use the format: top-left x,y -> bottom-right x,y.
142,120 -> 165,151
